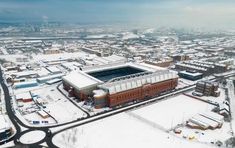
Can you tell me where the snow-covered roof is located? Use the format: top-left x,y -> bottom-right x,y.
37,68 -> 51,77
179,71 -> 203,77
193,114 -> 219,128
199,111 -> 224,122
176,63 -> 207,71
13,70 -> 38,78
15,92 -> 32,100
61,62 -> 82,71
14,80 -> 38,87
93,89 -> 107,98
84,62 -> 160,74
37,110 -> 48,117
99,70 -> 178,94
37,73 -> 65,82
63,71 -> 102,90
46,66 -> 61,73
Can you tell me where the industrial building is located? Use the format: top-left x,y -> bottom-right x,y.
45,66 -> 62,74
178,70 -> 203,81
12,71 -> 38,79
186,111 -> 224,130
15,92 -> 32,102
194,81 -> 220,97
14,80 -> 38,89
61,62 -> 82,71
144,58 -> 173,67
37,73 -> 65,83
171,54 -> 190,62
43,48 -> 62,54
62,63 -> 178,108
204,57 -> 234,67
224,50 -> 235,56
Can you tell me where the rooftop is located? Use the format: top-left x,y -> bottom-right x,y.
63,71 -> 102,90
99,70 -> 178,94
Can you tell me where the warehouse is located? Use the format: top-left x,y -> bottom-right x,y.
12,71 -> 38,79
37,73 -> 65,83
199,112 -> 224,127
15,92 -> 32,102
178,70 -> 203,81
187,112 -> 223,130
14,81 -> 38,89
61,62 -> 82,71
46,66 -> 62,74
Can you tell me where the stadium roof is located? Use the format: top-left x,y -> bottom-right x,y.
62,71 -> 102,90
99,70 -> 178,95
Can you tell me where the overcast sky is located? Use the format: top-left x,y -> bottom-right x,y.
0,0 -> 235,29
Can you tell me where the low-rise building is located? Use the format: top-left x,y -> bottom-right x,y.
194,81 -> 220,97
178,70 -> 203,81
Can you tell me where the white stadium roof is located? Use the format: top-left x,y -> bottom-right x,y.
62,71 -> 102,90
99,70 -> 178,95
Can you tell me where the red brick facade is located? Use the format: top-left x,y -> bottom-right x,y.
108,78 -> 178,107
63,78 -> 178,108
63,82 -> 88,100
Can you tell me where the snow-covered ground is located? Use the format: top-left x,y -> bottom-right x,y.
23,112 -> 56,125
227,80 -> 235,134
32,84 -> 87,123
58,84 -> 110,116
186,88 -> 226,105
20,130 -> 45,144
52,111 -> 215,148
130,94 -> 214,130
13,84 -> 87,126
0,141 -> 15,148
173,122 -> 232,144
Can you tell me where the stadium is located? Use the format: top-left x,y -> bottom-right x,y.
62,63 -> 178,108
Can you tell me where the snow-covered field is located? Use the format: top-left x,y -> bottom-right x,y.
52,112 -> 214,148
52,94 -> 217,148
130,94 -> 214,130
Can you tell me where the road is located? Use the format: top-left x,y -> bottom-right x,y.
0,67 -> 54,147
0,66 -> 234,147
227,80 -> 235,135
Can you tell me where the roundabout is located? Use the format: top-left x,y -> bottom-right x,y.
19,130 -> 46,145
